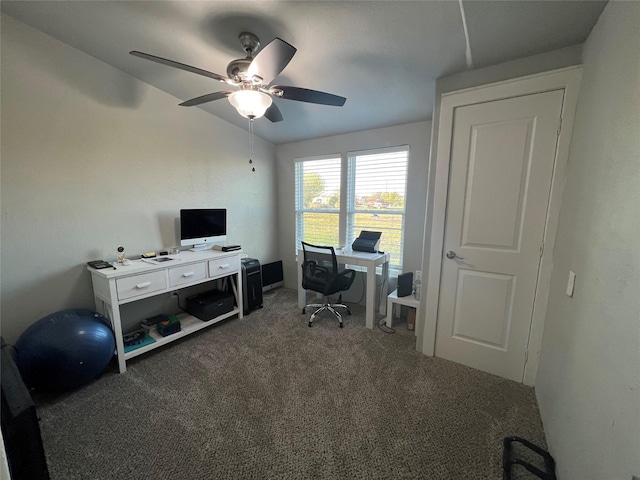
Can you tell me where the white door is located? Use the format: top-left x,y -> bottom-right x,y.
435,89 -> 564,382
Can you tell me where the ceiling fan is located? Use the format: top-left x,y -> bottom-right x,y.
130,32 -> 346,123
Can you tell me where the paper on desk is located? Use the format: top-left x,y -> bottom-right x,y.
141,256 -> 181,265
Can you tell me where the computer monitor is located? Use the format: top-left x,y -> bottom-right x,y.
261,260 -> 284,292
180,209 -> 227,251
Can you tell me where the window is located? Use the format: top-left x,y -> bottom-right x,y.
295,146 -> 409,270
347,147 -> 408,268
295,155 -> 342,248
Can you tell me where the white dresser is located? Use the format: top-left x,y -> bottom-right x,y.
88,250 -> 243,373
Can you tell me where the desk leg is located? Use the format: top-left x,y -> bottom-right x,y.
97,299 -> 126,373
386,297 -> 394,328
297,260 -> 306,310
228,274 -> 243,319
365,265 -> 376,329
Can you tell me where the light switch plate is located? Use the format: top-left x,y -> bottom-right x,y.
566,270 -> 576,297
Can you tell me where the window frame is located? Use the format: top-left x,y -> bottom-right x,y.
346,146 -> 409,269
294,154 -> 342,250
294,145 -> 409,271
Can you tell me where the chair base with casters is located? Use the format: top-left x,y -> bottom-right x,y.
302,293 -> 351,328
300,242 -> 356,329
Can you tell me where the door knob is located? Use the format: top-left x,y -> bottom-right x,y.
446,250 -> 465,260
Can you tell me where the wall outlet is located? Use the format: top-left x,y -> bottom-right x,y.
415,270 -> 422,282
566,270 -> 576,297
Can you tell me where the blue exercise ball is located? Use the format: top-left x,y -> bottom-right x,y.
15,309 -> 115,391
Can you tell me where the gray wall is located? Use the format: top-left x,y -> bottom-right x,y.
275,122 -> 431,291
0,15 -> 278,343
535,3 -> 640,479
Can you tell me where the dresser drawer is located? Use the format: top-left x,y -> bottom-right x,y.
208,256 -> 239,279
116,271 -> 167,300
169,262 -> 207,287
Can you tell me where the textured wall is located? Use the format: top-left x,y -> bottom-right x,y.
0,15 -> 278,343
535,3 -> 640,479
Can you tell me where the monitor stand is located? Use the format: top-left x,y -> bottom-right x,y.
189,244 -> 210,252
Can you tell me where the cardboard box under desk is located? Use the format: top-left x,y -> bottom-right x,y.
407,308 -> 416,331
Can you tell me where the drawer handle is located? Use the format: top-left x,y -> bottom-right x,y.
182,272 -> 194,278
135,282 -> 151,289
218,264 -> 229,269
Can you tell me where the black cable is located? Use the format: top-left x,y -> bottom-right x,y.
355,269 -> 367,304
173,291 -> 186,312
351,264 -> 381,306
377,269 -> 388,307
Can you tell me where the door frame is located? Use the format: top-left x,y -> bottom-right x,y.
419,67 -> 582,386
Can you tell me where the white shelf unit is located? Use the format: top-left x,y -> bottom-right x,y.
88,250 -> 243,373
123,310 -> 238,360
385,288 -> 420,333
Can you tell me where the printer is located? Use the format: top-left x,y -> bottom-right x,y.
351,231 -> 382,253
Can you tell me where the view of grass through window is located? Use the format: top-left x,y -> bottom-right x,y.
348,149 -> 408,267
296,147 -> 408,269
296,157 -> 341,247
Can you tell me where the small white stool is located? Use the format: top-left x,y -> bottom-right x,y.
386,288 -> 420,332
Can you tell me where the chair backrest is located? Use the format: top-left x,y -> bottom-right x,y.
301,242 -> 356,296
301,242 -> 337,274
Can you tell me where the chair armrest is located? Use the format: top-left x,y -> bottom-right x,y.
338,269 -> 356,284
334,268 -> 356,291
309,263 -> 330,278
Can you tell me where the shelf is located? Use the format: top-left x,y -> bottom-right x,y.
123,307 -> 240,360
123,332 -> 156,353
387,288 -> 420,308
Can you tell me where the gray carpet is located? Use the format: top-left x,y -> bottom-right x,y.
33,289 -> 547,479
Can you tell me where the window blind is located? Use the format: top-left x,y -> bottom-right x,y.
347,147 -> 409,268
295,156 -> 341,249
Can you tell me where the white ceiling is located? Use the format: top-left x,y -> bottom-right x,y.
1,1 -> 606,145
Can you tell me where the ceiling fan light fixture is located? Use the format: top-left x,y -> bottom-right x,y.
228,90 -> 272,119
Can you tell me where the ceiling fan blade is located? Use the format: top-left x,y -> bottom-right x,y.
247,38 -> 296,85
179,91 -> 233,107
271,85 -> 346,106
130,51 -> 234,85
264,103 -> 284,123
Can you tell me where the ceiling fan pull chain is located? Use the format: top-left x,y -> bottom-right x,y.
248,117 -> 255,172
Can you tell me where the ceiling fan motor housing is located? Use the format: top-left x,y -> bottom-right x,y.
238,32 -> 260,55
227,32 -> 261,81
226,57 -> 252,80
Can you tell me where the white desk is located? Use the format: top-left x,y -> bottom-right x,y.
88,250 -> 243,373
297,249 -> 390,329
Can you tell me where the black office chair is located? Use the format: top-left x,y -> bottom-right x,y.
301,242 -> 356,328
